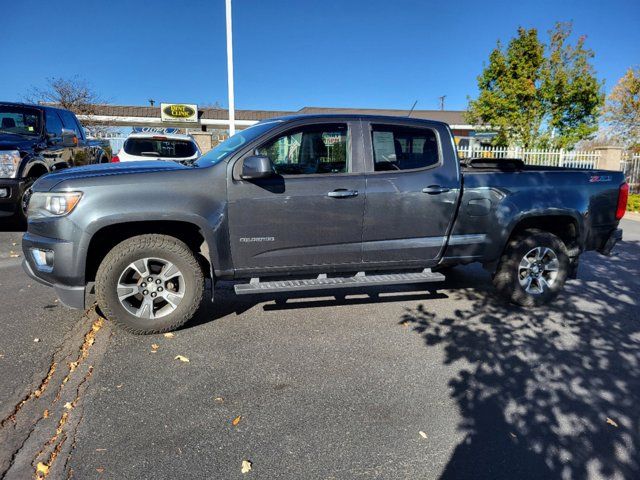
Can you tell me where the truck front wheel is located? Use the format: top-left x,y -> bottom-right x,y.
95,234 -> 205,334
493,229 -> 570,307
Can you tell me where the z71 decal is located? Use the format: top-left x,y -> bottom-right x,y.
589,175 -> 612,183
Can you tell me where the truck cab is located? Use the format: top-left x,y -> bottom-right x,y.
0,102 -> 108,223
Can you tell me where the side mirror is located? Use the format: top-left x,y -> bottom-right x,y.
241,155 -> 274,180
61,128 -> 78,147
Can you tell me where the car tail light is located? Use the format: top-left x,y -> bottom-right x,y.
111,155 -> 120,163
616,183 -> 629,220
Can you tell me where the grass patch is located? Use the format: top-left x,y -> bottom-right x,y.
628,193 -> 640,212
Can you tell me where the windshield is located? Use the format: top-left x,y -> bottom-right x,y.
124,137 -> 198,158
195,121 -> 282,167
0,106 -> 41,137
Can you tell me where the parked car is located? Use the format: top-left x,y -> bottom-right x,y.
0,101 -> 109,222
112,133 -> 200,163
22,115 -> 627,334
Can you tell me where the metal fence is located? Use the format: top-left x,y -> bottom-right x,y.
622,152 -> 640,193
457,146 -> 601,169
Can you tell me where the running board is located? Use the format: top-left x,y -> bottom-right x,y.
233,269 -> 445,295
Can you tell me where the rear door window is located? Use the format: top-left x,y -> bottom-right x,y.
371,125 -> 440,171
124,138 -> 198,158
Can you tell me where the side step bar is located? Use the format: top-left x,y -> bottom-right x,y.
233,269 -> 445,295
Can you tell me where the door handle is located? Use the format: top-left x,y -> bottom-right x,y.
327,189 -> 358,198
422,185 -> 450,194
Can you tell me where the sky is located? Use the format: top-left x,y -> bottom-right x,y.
1,0 -> 639,112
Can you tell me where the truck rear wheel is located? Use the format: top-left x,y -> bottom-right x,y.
96,234 -> 205,334
493,229 -> 570,307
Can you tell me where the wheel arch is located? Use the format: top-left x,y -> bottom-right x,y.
23,161 -> 49,179
85,220 -> 214,285
507,213 -> 582,254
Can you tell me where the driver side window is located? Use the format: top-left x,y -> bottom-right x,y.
45,110 -> 63,138
257,123 -> 350,175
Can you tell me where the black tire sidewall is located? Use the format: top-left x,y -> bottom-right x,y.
96,236 -> 204,333
494,231 -> 570,307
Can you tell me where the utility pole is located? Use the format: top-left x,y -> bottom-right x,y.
225,0 -> 236,136
439,95 -> 446,111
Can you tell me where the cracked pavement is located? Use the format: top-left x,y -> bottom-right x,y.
1,220 -> 639,479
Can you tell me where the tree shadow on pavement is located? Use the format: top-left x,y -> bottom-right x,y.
401,240 -> 640,480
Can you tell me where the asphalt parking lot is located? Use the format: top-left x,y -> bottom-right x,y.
1,220 -> 639,479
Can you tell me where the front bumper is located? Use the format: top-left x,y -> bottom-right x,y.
22,259 -> 86,309
22,231 -> 87,309
597,228 -> 623,256
0,178 -> 24,218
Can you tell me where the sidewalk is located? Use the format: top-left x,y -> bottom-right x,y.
625,211 -> 640,222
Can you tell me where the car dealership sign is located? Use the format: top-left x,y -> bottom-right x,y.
133,127 -> 180,134
160,103 -> 198,123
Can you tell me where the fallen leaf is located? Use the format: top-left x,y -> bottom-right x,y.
232,415 -> 242,426
43,409 -> 49,419
606,417 -> 619,427
241,460 -> 252,474
151,343 -> 159,352
96,467 -> 105,473
9,253 -> 20,258
95,448 -> 107,452
11,242 -> 17,246
163,332 -> 175,338
214,397 -> 224,404
64,402 -> 73,410
33,338 -> 40,343
175,355 -> 189,363
509,432 -> 517,438
419,431 -> 427,439
116,384 -> 123,389
36,462 -> 49,475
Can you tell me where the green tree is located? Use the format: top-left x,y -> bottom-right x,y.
467,23 -> 604,149
604,67 -> 640,149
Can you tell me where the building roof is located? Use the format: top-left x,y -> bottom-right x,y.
86,104 -> 470,126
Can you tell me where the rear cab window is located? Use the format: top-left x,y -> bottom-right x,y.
371,124 -> 440,171
124,138 -> 198,158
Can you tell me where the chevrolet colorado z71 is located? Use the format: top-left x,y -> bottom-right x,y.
0,102 -> 109,222
22,115 -> 627,334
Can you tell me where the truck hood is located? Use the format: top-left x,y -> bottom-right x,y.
33,160 -> 191,192
0,134 -> 39,151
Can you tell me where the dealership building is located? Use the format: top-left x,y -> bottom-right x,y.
79,104 -> 484,153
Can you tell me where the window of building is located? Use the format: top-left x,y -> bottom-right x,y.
371,125 -> 439,171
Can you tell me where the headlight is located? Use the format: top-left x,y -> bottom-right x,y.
0,150 -> 21,178
28,192 -> 83,219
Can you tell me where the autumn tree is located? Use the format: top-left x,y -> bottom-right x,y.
604,67 -> 640,149
466,23 -> 604,149
24,76 -> 108,135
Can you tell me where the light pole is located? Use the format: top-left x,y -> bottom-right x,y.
225,0 -> 236,136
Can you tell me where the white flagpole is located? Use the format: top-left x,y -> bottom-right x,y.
225,0 -> 236,136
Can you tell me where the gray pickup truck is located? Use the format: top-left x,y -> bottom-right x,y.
22,115 -> 627,334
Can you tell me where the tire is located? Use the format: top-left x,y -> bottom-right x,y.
493,229 -> 570,307
17,177 -> 36,224
96,234 -> 205,334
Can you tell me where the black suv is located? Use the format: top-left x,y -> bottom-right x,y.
0,102 -> 108,223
